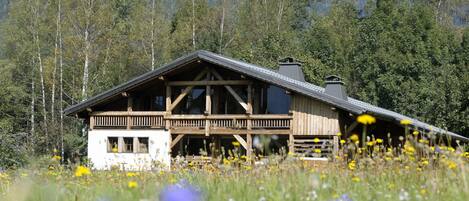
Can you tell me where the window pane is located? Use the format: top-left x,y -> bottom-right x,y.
108,137 -> 118,153
138,137 -> 149,153
123,137 -> 133,153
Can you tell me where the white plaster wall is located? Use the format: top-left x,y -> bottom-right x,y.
87,129 -> 171,171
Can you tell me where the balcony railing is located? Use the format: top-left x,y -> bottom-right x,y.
90,111 -> 292,134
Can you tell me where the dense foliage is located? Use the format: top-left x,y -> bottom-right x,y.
0,0 -> 468,168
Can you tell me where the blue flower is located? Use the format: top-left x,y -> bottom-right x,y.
332,194 -> 353,201
160,180 -> 201,201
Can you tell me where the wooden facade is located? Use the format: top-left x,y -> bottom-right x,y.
82,62 -> 342,159
290,95 -> 340,136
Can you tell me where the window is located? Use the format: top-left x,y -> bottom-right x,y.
137,137 -> 149,153
107,137 -> 119,153
153,96 -> 165,111
107,137 -> 149,153
123,137 -> 134,153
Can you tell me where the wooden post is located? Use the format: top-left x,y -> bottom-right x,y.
165,83 -> 171,130
289,121 -> 295,154
333,135 -> 339,159
133,137 -> 139,153
90,115 -> 95,130
118,137 -> 124,153
205,72 -> 211,136
247,84 -> 252,114
246,85 -> 253,160
246,133 -> 252,161
127,96 -> 133,130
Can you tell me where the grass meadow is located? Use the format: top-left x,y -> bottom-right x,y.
1,117 -> 469,201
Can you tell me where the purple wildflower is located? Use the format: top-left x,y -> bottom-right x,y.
332,194 -> 353,201
160,179 -> 201,201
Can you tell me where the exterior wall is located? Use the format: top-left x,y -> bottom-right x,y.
87,129 -> 171,170
290,94 -> 340,135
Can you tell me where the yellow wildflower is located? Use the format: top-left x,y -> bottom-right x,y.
74,165 -> 91,177
112,147 -> 118,153
232,141 -> 240,147
420,189 -> 427,196
366,141 -> 374,146
376,138 -> 383,144
447,161 -> 457,169
421,160 -> 429,166
314,149 -> 321,153
348,160 -> 356,170
448,147 -> 455,152
337,132 -> 342,136
404,143 -> 415,154
357,114 -> 376,125
320,174 -> 326,180
223,158 -> 231,165
126,172 -> 138,177
340,139 -> 346,144
418,139 -> 428,144
52,155 -> 61,161
413,130 -> 419,135
128,181 -> 138,188
313,138 -> 320,143
400,119 -> 413,125
351,176 -> 361,182
350,134 -> 359,142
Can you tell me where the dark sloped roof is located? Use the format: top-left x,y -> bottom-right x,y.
64,50 -> 468,141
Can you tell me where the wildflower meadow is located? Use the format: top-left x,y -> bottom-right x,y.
1,116 -> 468,201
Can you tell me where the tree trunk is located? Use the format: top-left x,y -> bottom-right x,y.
30,66 -> 35,153
277,0 -> 284,32
56,0 -> 64,162
151,0 -> 155,70
219,0 -> 225,54
32,1 -> 48,150
191,0 -> 196,50
82,0 -> 92,101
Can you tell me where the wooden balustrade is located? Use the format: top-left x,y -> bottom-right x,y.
90,112 -> 292,133
91,111 -> 165,129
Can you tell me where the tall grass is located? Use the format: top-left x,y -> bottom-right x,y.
1,117 -> 468,201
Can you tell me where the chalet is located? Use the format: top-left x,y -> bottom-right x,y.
65,50 -> 468,170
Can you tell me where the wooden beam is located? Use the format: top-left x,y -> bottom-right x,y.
247,84 -> 252,114
246,133 -> 252,160
169,69 -> 208,111
233,134 -> 248,150
165,82 -> 171,130
205,72 -> 211,136
89,116 -> 95,130
289,134 -> 295,153
127,96 -> 133,130
211,69 -> 248,111
170,134 -> 185,149
345,121 -> 359,135
168,80 -> 250,86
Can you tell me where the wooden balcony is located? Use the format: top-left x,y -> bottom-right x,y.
89,111 -> 292,135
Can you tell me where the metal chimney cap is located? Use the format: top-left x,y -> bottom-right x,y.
278,57 -> 303,65
325,75 -> 344,84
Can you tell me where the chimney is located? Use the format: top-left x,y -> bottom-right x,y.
324,75 -> 348,100
278,57 -> 305,82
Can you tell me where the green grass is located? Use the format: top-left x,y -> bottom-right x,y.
1,154 -> 468,201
